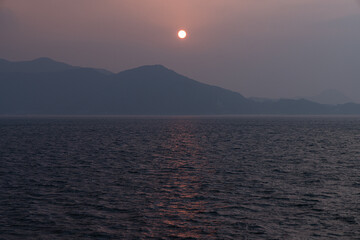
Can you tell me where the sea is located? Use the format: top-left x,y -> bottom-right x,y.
1,116 -> 360,239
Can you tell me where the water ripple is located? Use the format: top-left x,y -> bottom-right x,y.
1,116 -> 360,239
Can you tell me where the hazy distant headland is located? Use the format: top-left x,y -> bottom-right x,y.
1,58 -> 360,115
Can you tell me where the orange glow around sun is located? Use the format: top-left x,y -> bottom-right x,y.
178,30 -> 187,39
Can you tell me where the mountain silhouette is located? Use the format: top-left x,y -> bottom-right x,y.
0,58 -> 112,75
1,58 -> 360,115
0,57 -> 77,73
305,89 -> 354,105
112,65 -> 252,114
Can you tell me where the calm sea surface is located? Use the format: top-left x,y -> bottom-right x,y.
1,116 -> 360,239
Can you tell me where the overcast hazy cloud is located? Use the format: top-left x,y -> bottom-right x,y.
1,0 -> 360,101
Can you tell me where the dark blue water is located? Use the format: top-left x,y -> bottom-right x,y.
1,116 -> 360,239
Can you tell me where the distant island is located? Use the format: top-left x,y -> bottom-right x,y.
1,58 -> 360,115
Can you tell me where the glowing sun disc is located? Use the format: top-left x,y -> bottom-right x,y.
178,30 -> 187,39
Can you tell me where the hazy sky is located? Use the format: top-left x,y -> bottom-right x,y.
1,0 -> 360,101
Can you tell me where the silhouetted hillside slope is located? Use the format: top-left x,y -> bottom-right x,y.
306,89 -> 354,105
0,58 -> 77,73
0,58 -> 112,75
1,58 -> 360,115
0,60 -> 251,114
111,65 -> 252,114
0,69 -> 110,114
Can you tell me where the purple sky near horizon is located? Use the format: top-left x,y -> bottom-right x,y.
1,0 -> 360,101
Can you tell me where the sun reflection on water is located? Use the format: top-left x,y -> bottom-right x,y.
144,120 -> 217,239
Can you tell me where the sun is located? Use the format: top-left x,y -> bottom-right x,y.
178,29 -> 187,39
